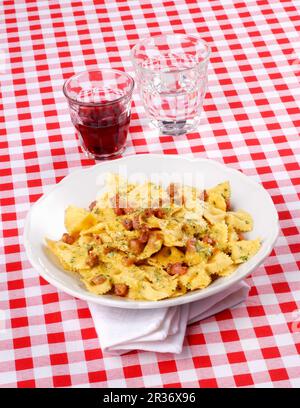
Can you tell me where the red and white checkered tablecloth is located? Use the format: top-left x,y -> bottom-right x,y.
0,0 -> 299,388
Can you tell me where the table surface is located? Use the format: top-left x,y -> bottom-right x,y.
1,0 -> 300,388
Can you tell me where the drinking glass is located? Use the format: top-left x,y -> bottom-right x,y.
63,69 -> 134,160
131,34 -> 210,135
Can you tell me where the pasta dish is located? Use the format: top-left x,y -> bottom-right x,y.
46,174 -> 260,301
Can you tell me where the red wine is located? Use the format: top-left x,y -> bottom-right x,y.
75,104 -> 130,158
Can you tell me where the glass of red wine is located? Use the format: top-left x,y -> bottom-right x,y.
63,69 -> 134,160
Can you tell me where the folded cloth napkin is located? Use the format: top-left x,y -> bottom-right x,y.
88,281 -> 250,355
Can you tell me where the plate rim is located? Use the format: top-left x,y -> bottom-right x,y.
23,154 -> 280,309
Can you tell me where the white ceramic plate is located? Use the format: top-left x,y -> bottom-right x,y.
24,155 -> 279,309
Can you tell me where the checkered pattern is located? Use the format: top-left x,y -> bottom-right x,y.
0,0 -> 299,388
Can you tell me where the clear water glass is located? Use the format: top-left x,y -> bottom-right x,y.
131,34 -> 210,135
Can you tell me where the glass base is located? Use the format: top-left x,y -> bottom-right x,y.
151,119 -> 201,136
80,144 -> 126,160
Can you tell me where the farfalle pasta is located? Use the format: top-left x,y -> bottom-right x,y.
46,174 -> 260,301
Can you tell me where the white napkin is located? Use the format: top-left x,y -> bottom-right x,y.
89,281 -> 250,355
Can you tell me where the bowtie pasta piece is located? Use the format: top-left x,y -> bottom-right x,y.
226,210 -> 253,232
65,206 -> 97,235
228,239 -> 261,264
